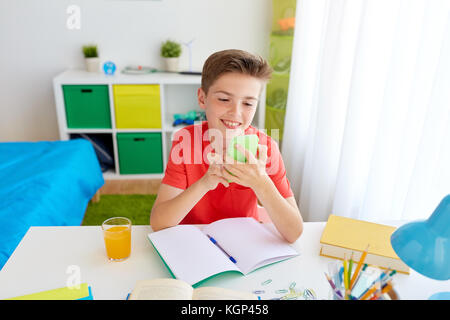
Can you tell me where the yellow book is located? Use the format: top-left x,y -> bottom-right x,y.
319,214 -> 409,274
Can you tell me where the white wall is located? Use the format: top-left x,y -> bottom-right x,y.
0,0 -> 272,141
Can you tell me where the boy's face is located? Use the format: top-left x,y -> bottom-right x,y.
198,72 -> 262,150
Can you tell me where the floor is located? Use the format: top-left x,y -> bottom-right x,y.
94,178 -> 271,222
98,179 -> 162,195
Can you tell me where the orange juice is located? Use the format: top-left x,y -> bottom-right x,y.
103,226 -> 131,260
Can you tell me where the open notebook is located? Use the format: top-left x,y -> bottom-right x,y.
148,217 -> 299,286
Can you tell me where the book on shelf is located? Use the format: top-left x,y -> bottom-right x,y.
148,217 -> 299,286
319,214 -> 409,274
128,278 -> 257,300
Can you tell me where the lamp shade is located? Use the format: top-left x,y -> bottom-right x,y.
390,195 -> 450,280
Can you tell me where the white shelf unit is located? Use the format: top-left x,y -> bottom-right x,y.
53,69 -> 266,179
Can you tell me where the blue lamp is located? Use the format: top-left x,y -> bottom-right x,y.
390,194 -> 450,299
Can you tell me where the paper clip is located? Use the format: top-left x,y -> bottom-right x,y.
303,288 -> 317,300
261,279 -> 272,286
281,294 -> 298,300
252,290 -> 265,294
275,289 -> 288,294
289,282 -> 296,289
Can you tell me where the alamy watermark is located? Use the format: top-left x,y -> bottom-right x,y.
66,265 -> 81,289
66,5 -> 81,30
169,127 -> 281,175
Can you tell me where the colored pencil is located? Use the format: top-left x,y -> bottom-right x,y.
349,245 -> 370,289
335,266 -> 344,288
360,282 -> 380,300
343,255 -> 348,290
365,268 -> 391,292
369,283 -> 383,300
370,280 -> 394,300
345,255 -> 352,298
348,252 -> 354,286
351,263 -> 368,294
324,272 -> 344,299
381,270 -> 397,286
369,293 -> 380,300
381,281 -> 393,295
378,268 -> 392,285
343,255 -> 350,299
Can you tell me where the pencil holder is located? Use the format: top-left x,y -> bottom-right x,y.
325,260 -> 400,300
328,287 -> 399,300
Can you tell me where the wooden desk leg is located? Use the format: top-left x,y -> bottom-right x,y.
91,190 -> 101,203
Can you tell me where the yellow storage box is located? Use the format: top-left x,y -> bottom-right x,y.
113,85 -> 162,129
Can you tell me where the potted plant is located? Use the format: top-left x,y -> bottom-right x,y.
82,45 -> 100,73
161,40 -> 182,72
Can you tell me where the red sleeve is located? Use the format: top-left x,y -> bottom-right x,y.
161,138 -> 188,190
265,137 -> 294,199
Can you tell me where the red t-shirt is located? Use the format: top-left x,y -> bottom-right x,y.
161,121 -> 293,224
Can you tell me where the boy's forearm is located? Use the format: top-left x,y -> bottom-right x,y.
150,179 -> 209,231
253,176 -> 303,243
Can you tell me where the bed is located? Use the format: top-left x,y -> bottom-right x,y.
0,139 -> 104,269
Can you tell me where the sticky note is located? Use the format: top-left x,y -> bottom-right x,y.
7,283 -> 92,300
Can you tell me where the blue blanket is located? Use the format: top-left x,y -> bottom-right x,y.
0,139 -> 104,269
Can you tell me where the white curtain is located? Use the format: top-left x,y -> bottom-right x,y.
282,0 -> 450,222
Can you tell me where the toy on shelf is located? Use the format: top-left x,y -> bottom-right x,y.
122,65 -> 157,75
182,38 -> 195,73
278,17 -> 295,31
272,17 -> 295,36
103,61 -> 117,76
179,38 -> 202,75
172,110 -> 206,126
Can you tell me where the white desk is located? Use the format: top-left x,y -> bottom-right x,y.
0,222 -> 448,300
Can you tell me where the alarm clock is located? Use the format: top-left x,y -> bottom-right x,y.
103,61 -> 116,75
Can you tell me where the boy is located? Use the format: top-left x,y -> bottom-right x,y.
150,49 -> 303,243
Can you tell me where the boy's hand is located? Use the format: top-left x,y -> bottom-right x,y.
200,152 -> 230,191
223,144 -> 269,190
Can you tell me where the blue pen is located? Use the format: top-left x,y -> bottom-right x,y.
338,266 -> 344,288
207,235 -> 237,263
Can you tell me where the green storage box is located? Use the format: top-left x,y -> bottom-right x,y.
117,132 -> 163,174
63,85 -> 111,129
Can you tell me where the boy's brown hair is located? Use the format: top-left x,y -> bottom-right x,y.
201,49 -> 272,95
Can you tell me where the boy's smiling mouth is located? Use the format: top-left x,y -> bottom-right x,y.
220,119 -> 242,129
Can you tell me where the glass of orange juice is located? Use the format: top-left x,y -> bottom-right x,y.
102,217 -> 132,261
